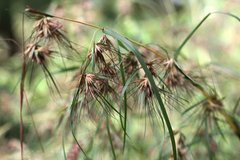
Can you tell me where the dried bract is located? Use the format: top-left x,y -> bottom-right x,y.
77,74 -> 106,99
32,17 -> 62,40
99,63 -> 116,76
135,78 -> 153,100
22,44 -> 55,64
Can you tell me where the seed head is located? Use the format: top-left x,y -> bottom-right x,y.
124,52 -> 138,74
161,58 -> 174,75
22,44 -> 55,64
93,43 -> 109,64
165,71 -> 184,88
32,17 -> 62,40
77,74 -> 109,99
98,35 -> 113,47
135,78 -> 153,100
146,60 -> 159,78
99,63 -> 116,76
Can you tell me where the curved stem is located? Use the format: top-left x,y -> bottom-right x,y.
54,16 -> 104,30
126,38 -> 165,59
54,15 -> 166,59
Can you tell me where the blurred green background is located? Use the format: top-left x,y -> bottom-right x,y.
0,0 -> 240,159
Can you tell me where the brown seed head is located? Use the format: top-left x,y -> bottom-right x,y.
162,58 -> 174,74
98,35 -> 113,47
77,74 -> 104,99
204,99 -> 223,114
33,17 -> 62,40
22,44 -> 55,64
146,60 -> 158,77
165,71 -> 184,88
124,52 -> 138,74
99,63 -> 116,76
93,43 -> 109,64
135,78 -> 153,99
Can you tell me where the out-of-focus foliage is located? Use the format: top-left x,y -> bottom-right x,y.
0,0 -> 240,159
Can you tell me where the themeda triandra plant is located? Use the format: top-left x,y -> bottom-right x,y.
19,6 -> 240,160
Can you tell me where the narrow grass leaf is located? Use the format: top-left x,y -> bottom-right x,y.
117,40 -> 130,52
153,98 -> 165,133
214,118 -> 226,141
35,66 -> 79,87
213,12 -> 240,21
118,70 -> 138,133
94,91 -> 123,116
205,120 -> 213,160
77,95 -> 85,120
174,12 -> 240,60
103,27 -> 177,160
116,39 -> 128,153
42,63 -> 62,97
106,114 -> 117,160
87,114 -> 104,154
233,97 -> 240,116
186,130 -> 233,148
91,44 -> 96,73
174,60 -> 199,86
61,60 -> 90,160
182,98 -> 206,115
157,135 -> 168,160
69,99 -> 89,159
187,114 -> 207,154
174,13 -> 211,60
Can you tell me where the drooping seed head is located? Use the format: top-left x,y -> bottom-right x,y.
32,17 -> 62,40
77,74 -> 105,99
98,35 -> 113,47
99,62 -> 116,76
135,78 -> 153,100
124,52 -> 138,74
165,71 -> 184,88
161,58 -> 174,75
22,44 -> 55,64
146,60 -> 159,78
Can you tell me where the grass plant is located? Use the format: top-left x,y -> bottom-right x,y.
16,5 -> 240,160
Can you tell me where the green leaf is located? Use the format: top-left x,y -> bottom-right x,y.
106,114 -> 117,160
91,43 -> 96,73
153,98 -> 165,133
214,117 -> 226,141
205,120 -> 213,160
42,63 -> 62,97
117,40 -> 130,52
233,97 -> 240,116
69,95 -> 89,159
182,98 -> 206,115
95,91 -> 122,115
61,60 -> 91,160
103,27 -> 177,160
87,114 -> 104,155
174,12 -> 240,60
115,39 -> 133,152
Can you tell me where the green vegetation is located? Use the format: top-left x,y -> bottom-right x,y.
1,1 -> 240,160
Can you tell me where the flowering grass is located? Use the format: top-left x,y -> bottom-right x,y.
17,6 -> 240,160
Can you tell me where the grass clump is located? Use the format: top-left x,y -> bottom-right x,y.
16,5 -> 240,160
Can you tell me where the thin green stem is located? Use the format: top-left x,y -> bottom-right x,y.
116,39 -> 127,153
106,114 -> 116,160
